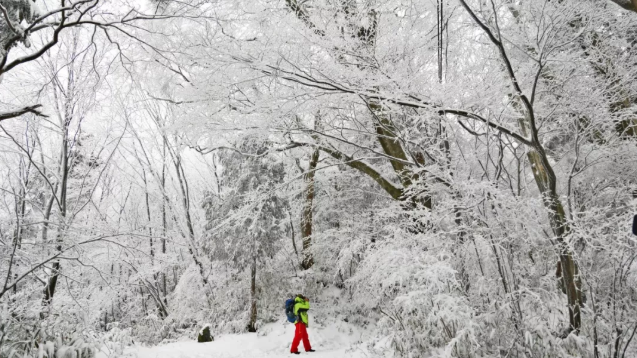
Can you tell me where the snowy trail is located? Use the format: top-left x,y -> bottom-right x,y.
108,322 -> 373,358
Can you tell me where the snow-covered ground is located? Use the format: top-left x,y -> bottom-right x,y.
98,321 -> 377,358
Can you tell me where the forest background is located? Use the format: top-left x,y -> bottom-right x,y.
1,0 -> 637,357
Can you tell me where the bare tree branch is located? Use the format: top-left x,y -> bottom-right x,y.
284,0 -> 326,36
0,105 -> 48,122
260,62 -> 534,146
291,141 -> 404,200
441,109 -> 533,146
0,4 -> 17,34
0,233 -> 134,300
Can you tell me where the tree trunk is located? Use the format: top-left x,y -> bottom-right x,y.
43,224 -> 64,307
458,0 -> 583,331
168,143 -> 210,288
289,209 -> 298,255
41,188 -> 57,242
161,141 -> 168,297
146,190 -> 154,259
517,115 -> 582,331
527,150 -> 582,331
42,120 -> 69,311
247,256 -> 257,332
300,148 -> 319,270
11,171 -> 27,293
142,168 -> 168,318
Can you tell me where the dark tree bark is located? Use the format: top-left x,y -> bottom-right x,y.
0,105 -> 46,122
247,256 -> 258,332
300,148 -> 319,270
608,0 -> 637,13
161,141 -> 168,297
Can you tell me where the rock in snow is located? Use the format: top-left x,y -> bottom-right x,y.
198,324 -> 214,342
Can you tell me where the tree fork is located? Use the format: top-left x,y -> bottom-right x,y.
284,0 -> 432,208
367,101 -> 432,209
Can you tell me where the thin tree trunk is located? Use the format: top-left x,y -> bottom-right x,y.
142,167 -> 168,318
161,141 -> 167,297
11,168 -> 27,293
43,121 -> 69,310
43,203 -> 66,307
528,150 -> 582,331
146,199 -> 154,258
300,148 -> 319,270
41,187 -> 57,242
519,120 -> 582,331
4,219 -> 21,297
247,256 -> 257,332
288,209 -> 298,255
9,134 -> 36,295
168,143 -> 210,287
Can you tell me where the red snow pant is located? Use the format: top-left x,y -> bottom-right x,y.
290,322 -> 312,353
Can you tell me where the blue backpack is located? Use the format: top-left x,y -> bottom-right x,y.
285,298 -> 296,323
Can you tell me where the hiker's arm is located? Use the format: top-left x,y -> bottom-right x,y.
296,300 -> 310,310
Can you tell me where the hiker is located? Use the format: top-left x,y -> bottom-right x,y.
287,294 -> 315,354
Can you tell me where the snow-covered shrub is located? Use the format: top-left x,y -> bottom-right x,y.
2,330 -> 95,358
344,205 -> 475,357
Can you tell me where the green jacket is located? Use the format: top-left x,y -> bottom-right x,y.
293,297 -> 310,326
